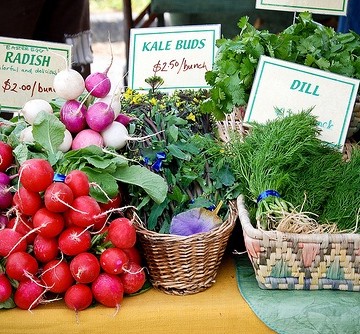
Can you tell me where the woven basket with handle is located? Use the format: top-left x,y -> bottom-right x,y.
132,201 -> 237,295
237,195 -> 360,291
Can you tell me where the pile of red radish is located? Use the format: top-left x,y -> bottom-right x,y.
0,155 -> 146,313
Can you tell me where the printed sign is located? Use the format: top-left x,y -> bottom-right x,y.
0,37 -> 71,112
128,25 -> 220,91
256,0 -> 348,15
244,56 -> 359,149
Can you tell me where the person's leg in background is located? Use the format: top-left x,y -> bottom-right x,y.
0,0 -> 93,78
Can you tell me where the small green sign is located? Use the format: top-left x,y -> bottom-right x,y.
0,37 -> 71,112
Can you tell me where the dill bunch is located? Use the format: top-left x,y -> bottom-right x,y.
285,143 -> 344,216
319,145 -> 360,232
225,109 -> 329,229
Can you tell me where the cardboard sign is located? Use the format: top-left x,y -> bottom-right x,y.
244,56 -> 359,149
255,0 -> 348,15
128,25 -> 220,91
0,37 -> 71,112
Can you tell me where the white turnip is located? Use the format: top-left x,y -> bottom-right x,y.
58,128 -> 73,152
53,68 -> 85,100
21,99 -> 53,125
19,126 -> 35,143
101,121 -> 161,150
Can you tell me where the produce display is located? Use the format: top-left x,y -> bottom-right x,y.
222,109 -> 360,233
0,63 -> 171,312
119,85 -> 236,234
0,62 -> 234,310
1,8 -> 360,316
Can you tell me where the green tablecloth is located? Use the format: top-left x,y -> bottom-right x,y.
235,255 -> 360,334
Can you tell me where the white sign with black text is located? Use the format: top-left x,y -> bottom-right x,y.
244,55 -> 359,149
128,25 -> 221,91
255,0 -> 348,15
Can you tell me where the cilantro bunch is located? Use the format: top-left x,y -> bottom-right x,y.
202,12 -> 360,120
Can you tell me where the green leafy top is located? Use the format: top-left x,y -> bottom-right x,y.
202,12 -> 360,120
0,112 -> 168,205
120,88 -> 237,233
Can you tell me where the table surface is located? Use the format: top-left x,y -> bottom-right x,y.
2,255 -> 275,334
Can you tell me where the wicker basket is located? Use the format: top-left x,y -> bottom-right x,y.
132,201 -> 237,295
218,96 -> 360,140
347,95 -> 360,138
237,195 -> 360,291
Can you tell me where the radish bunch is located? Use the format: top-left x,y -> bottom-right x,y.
0,141 -> 15,213
52,61 -> 138,152
0,158 -> 146,312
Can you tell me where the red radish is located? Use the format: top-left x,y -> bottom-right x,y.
91,273 -> 124,308
0,214 -> 8,229
85,101 -> 115,132
70,252 -> 101,283
122,247 -> 142,266
65,170 -> 90,198
5,251 -> 39,281
53,68 -> 85,100
63,208 -> 74,227
100,247 -> 129,275
44,182 -> 74,213
0,183 -> 12,209
58,226 -> 91,256
41,259 -> 74,293
7,215 -> 35,244
14,279 -> 45,310
97,94 -> 121,117
99,193 -> 122,211
21,99 -> 53,125
91,209 -> 108,232
64,284 -> 93,312
0,141 -> 13,172
19,158 -> 54,192
60,100 -> 87,133
33,235 -> 59,263
71,129 -> 104,150
13,186 -> 42,216
108,217 -> 137,249
0,228 -> 27,257
33,207 -> 65,238
120,262 -> 146,294
0,273 -> 12,303
85,72 -> 111,98
0,171 -> 11,185
67,195 -> 102,228
115,113 -> 136,127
